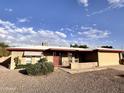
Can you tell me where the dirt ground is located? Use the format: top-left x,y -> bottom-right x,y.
0,66 -> 124,93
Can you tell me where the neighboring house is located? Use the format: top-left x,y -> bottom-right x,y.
6,46 -> 124,70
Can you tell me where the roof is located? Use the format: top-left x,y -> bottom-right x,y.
95,48 -> 124,52
6,46 -> 93,52
6,46 -> 49,51
6,46 -> 124,52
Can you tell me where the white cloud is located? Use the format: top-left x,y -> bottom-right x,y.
81,0 -> 124,16
78,0 -> 88,7
108,0 -> 124,8
4,8 -> 13,12
0,19 -> 69,46
17,18 -> 30,23
87,7 -> 111,16
0,19 -> 114,48
78,0 -> 124,8
78,26 -> 110,39
55,31 -> 67,38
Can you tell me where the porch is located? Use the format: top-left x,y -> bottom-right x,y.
45,50 -> 98,69
71,62 -> 98,69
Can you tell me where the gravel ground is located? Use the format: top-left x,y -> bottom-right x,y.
0,68 -> 124,93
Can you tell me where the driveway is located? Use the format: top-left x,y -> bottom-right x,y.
0,68 -> 124,93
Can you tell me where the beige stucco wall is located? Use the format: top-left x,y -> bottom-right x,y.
98,52 -> 120,66
10,51 -> 54,69
62,57 -> 69,66
31,57 -> 36,64
10,51 -> 41,69
46,56 -> 53,62
71,62 -> 97,69
62,56 -> 76,66
10,51 -> 23,69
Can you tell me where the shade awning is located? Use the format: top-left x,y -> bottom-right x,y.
24,51 -> 43,56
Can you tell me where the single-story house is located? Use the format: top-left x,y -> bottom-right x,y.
6,46 -> 124,70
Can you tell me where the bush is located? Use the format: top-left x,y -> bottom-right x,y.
26,63 -> 43,75
45,62 -> 54,73
15,64 -> 31,69
25,62 -> 54,75
25,58 -> 54,75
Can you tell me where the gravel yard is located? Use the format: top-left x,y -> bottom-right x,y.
0,67 -> 124,93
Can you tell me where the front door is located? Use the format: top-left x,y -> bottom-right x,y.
53,52 -> 62,67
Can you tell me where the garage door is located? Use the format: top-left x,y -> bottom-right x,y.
98,52 -> 120,66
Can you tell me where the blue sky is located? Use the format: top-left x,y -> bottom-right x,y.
0,0 -> 124,48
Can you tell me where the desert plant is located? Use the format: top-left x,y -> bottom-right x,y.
26,63 -> 43,75
45,62 -> 54,73
15,64 -> 31,69
38,58 -> 54,74
25,58 -> 54,75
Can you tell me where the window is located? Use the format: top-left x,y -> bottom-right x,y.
24,51 -> 43,57
53,52 -> 62,56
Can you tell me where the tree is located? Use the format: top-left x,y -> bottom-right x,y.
70,44 -> 78,48
101,46 -> 113,49
70,44 -> 89,48
0,42 -> 10,57
79,45 -> 89,48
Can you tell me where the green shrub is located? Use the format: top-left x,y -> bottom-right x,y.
38,58 -> 54,74
15,64 -> 31,69
25,58 -> 54,75
26,63 -> 43,75
45,62 -> 54,73
16,58 -> 54,76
